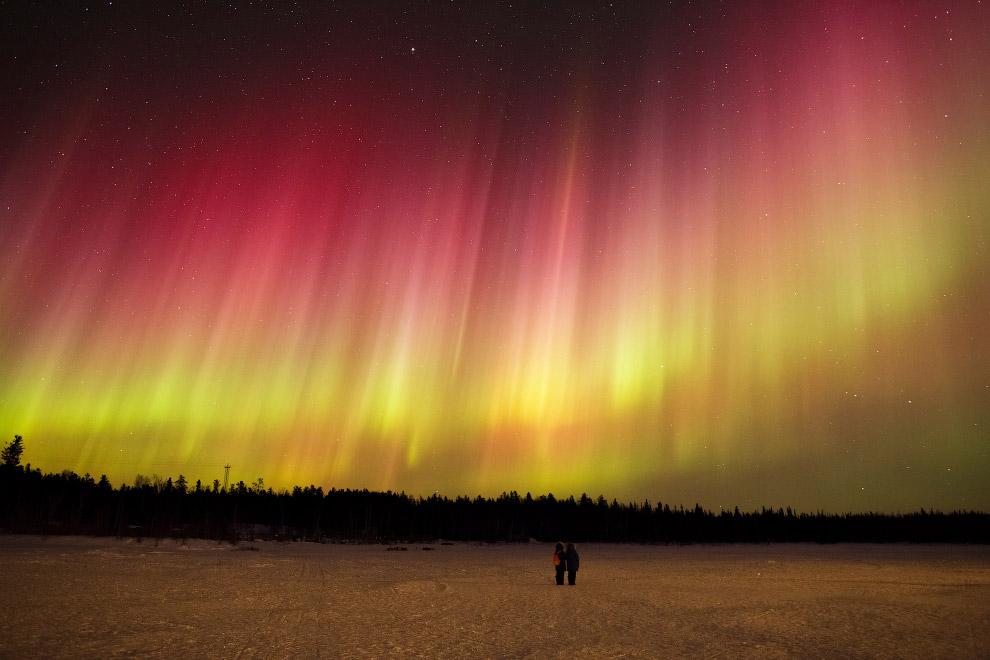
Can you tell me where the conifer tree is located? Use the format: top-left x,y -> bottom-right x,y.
1,435 -> 24,468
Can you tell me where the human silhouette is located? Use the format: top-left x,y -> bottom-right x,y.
565,542 -> 579,585
553,542 -> 566,585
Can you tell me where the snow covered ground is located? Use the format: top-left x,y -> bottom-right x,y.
0,536 -> 987,659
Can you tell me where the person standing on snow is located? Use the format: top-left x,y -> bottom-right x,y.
565,542 -> 579,585
553,542 -> 567,585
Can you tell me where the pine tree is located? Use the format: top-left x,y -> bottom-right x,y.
1,435 -> 24,468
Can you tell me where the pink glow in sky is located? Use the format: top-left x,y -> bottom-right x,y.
1,2 -> 988,511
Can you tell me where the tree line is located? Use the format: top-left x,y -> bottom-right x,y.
1,436 -> 987,544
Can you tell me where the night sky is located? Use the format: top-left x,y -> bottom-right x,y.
2,1 -> 988,512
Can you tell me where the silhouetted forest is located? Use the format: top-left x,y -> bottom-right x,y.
2,459 -> 987,544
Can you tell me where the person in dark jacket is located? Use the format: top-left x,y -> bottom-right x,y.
565,543 -> 579,585
553,542 -> 566,585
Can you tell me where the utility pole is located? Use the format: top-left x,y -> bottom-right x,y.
223,464 -> 230,492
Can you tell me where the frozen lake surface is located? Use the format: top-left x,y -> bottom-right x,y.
0,536 -> 988,659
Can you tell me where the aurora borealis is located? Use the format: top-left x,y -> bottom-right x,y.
1,2 -> 987,512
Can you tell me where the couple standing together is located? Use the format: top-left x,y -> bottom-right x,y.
553,542 -> 579,585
